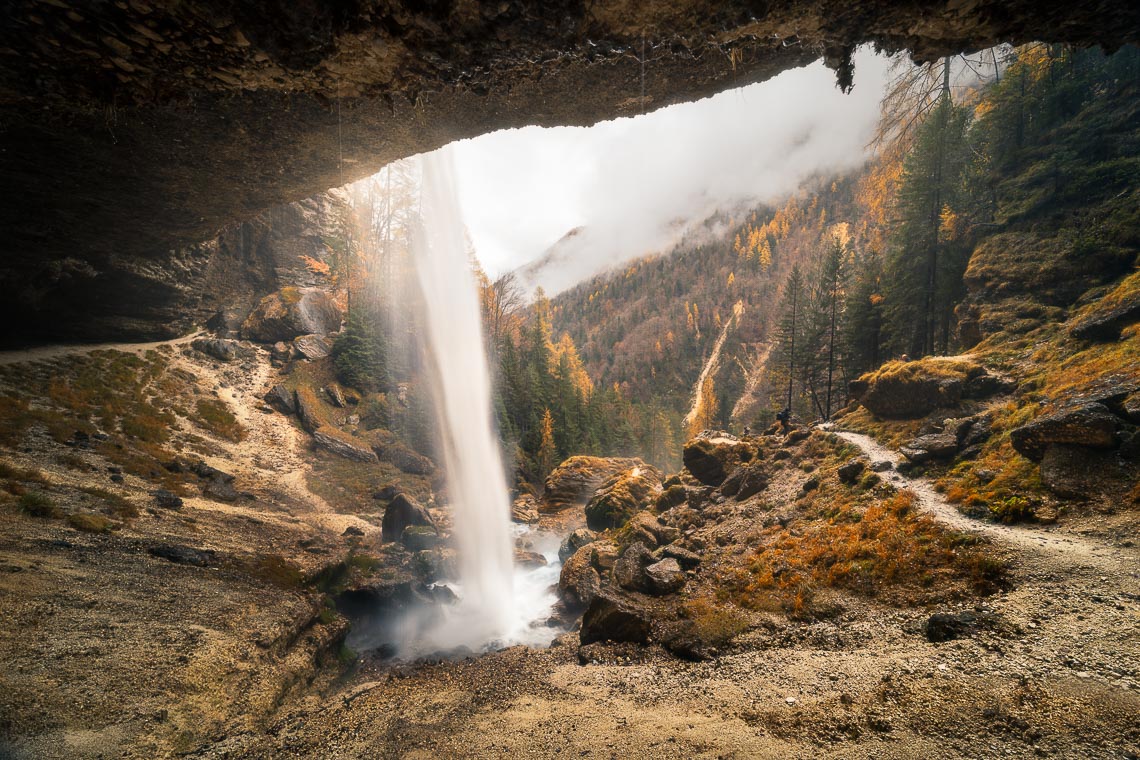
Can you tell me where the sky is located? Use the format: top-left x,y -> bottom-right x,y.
449,47 -> 894,291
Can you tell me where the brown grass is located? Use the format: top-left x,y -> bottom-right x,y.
67,512 -> 117,533
194,398 -> 246,442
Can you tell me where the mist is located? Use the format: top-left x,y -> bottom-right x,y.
451,47 -> 892,293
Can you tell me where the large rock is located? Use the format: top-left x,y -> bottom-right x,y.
242,287 -> 343,343
294,388 -> 323,432
900,433 -> 960,463
682,433 -> 759,486
293,333 -> 333,360
1039,444 -> 1126,499
375,442 -> 435,476
558,545 -> 601,609
644,558 -> 686,595
558,528 -> 597,564
613,543 -> 655,592
1069,290 -> 1140,341
1010,403 -> 1119,462
382,494 -> 435,544
511,495 -> 541,525
540,456 -> 643,513
264,384 -> 296,414
191,337 -> 242,362
851,358 -> 999,419
580,591 -> 653,646
584,465 -> 663,531
312,426 -> 379,463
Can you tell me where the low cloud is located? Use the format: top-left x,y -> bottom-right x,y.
451,47 -> 892,291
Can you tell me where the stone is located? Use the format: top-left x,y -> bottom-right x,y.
342,526 -> 365,537
375,443 -> 434,475
558,528 -> 597,564
644,558 -> 686,595
242,287 -> 343,343
837,459 -> 866,484
901,433 -> 959,463
294,389 -> 322,432
511,495 -> 541,524
623,511 -> 679,547
1069,291 -> 1140,341
540,455 -> 644,512
312,426 -> 379,463
202,479 -> 239,502
147,544 -> 215,567
682,433 -> 758,486
293,333 -> 333,360
1010,403 -> 1120,461
558,545 -> 601,609
401,525 -> 442,551
1121,392 -> 1140,424
584,465 -> 663,531
654,544 -> 701,569
191,337 -> 241,362
264,384 -> 295,414
325,384 -> 347,407
924,611 -> 997,642
153,489 -> 183,509
580,591 -> 653,646
735,463 -> 768,499
190,461 -> 234,483
852,358 -> 993,419
800,476 -> 820,495
870,460 -> 893,472
382,493 -> 435,544
613,543 -> 655,592
1039,444 -> 1126,499
514,549 -> 548,569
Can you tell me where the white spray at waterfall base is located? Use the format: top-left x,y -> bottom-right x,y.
369,148 -> 561,656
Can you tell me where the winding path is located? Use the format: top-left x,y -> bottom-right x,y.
832,430 -> 1127,570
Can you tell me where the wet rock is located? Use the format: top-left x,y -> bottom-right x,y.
191,337 -> 241,362
838,459 -> 865,484
580,591 -> 652,645
511,495 -> 541,524
540,455 -> 643,513
382,493 -> 435,544
584,465 -> 663,531
514,549 -> 548,569
558,528 -> 596,564
614,543 -> 655,592
294,333 -> 333,360
901,433 -> 959,463
313,426 -> 379,463
264,384 -> 295,414
153,489 -> 183,509
644,558 -> 686,595
242,287 -> 343,343
401,525 -> 442,551
1010,403 -> 1120,461
682,433 -> 758,486
148,544 -> 215,567
559,545 -> 601,608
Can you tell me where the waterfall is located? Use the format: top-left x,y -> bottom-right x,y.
408,149 -> 516,649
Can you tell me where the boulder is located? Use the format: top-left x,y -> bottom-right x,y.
325,384 -> 347,407
294,388 -> 322,432
655,484 -> 688,511
202,479 -> 240,502
514,549 -> 548,569
584,465 -> 663,531
644,558 -> 686,595
294,333 -> 333,360
852,358 -> 996,419
191,337 -> 241,362
837,459 -> 865,484
401,525 -> 442,551
924,611 -> 997,642
382,493 -> 435,544
614,543 -> 655,592
153,489 -> 183,509
900,433 -> 959,463
375,443 -> 434,475
148,544 -> 216,567
313,426 -> 379,463
511,495 -> 541,524
1069,291 -> 1140,342
591,541 -> 620,571
540,455 -> 643,512
580,591 -> 653,645
1121,392 -> 1140,424
1009,403 -> 1119,461
654,544 -> 700,569
558,528 -> 597,564
241,286 -> 343,343
734,463 -> 768,500
558,546 -> 601,608
264,384 -> 295,414
1039,444 -> 1126,499
682,433 -> 759,486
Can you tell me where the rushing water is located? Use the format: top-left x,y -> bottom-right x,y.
349,149 -> 562,658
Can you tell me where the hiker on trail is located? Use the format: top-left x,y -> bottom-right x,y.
776,407 -> 791,433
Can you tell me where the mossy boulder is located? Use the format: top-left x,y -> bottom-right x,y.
242,286 -> 343,343
851,357 -> 1006,419
681,433 -> 759,486
540,455 -> 643,513
583,465 -> 663,531
1009,402 -> 1120,462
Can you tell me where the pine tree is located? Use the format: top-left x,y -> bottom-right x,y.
537,408 -> 557,481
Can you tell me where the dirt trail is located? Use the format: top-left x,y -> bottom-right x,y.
833,430 -> 1125,571
0,332 -> 203,366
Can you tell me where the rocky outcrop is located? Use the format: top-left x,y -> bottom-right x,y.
558,545 -> 603,609
264,384 -> 296,414
644,558 -> 686,595
682,433 -> 759,487
901,433 -> 961,463
584,466 -> 663,531
511,496 -> 541,525
1069,289 -> 1140,341
192,337 -> 243,362
1010,403 -> 1120,462
374,443 -> 435,476
243,287 -> 342,343
580,591 -> 653,646
851,358 -> 1010,419
381,494 -> 435,544
558,528 -> 596,564
293,334 -> 334,360
540,456 -> 642,513
312,427 -> 379,463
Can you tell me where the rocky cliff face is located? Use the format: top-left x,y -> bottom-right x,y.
2,0 -> 1138,342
